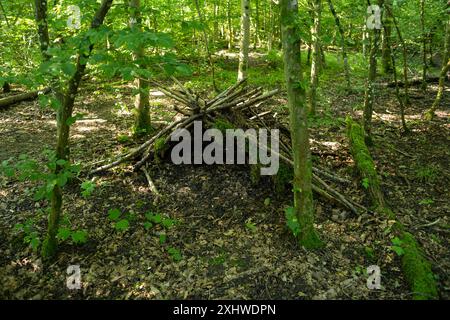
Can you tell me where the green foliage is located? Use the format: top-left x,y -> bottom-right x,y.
391,237 -> 405,256
107,208 -> 130,232
399,232 -> 438,300
245,219 -> 257,232
213,118 -> 235,132
57,228 -> 88,245
167,247 -> 182,262
14,219 -> 41,251
415,165 -> 438,183
285,206 -> 300,237
153,137 -> 168,162
81,180 -> 95,198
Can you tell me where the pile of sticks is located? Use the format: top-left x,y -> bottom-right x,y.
89,78 -> 278,174
89,78 -> 366,215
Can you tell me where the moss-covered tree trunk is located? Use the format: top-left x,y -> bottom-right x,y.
281,0 -> 321,248
129,0 -> 151,135
425,17 -> 450,120
238,0 -> 250,81
38,0 -> 114,259
347,118 -> 438,300
308,0 -> 322,115
326,0 -> 350,89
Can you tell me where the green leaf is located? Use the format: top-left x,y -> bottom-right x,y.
108,208 -> 121,221
144,221 -> 153,230
71,230 -> 88,244
159,233 -> 167,244
167,247 -> 182,261
162,218 -> 175,229
391,245 -> 405,256
57,227 -> 71,241
264,198 -> 271,206
81,180 -> 95,198
362,178 -> 370,189
115,219 -> 129,231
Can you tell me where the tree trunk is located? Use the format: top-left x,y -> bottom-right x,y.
425,18 -> 450,120
326,0 -> 350,89
0,88 -> 50,109
363,10 -> 382,143
129,0 -> 151,135
238,0 -> 250,81
227,0 -> 233,50
381,0 -> 393,74
194,0 -> 218,91
309,0 -> 322,115
254,0 -> 260,49
39,0 -> 114,260
347,118 -> 438,300
34,0 -> 50,61
420,0 -> 428,92
388,5 -> 410,106
280,0 -> 321,248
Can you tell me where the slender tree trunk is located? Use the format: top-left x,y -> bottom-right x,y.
129,0 -> 151,135
213,0 -> 219,44
34,0 -> 50,61
238,0 -> 251,81
363,1 -> 383,143
254,0 -> 260,49
384,22 -> 408,131
362,23 -> 368,56
280,0 -> 321,248
420,0 -> 428,92
425,18 -> 450,120
227,0 -> 233,50
388,5 -> 410,106
309,0 -> 322,115
326,0 -> 350,89
267,0 -> 274,52
194,0 -> 218,91
381,0 -> 393,74
37,0 -> 114,260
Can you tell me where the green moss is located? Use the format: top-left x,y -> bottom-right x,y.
299,229 -> 323,249
154,136 -> 169,162
272,161 -> 293,194
213,118 -> 235,132
400,232 -> 438,300
250,164 -> 261,185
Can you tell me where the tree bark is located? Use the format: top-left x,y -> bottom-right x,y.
326,0 -> 350,89
38,0 -> 114,260
425,17 -> 450,120
238,0 -> 250,81
34,0 -> 50,61
363,2 -> 382,143
0,88 -> 50,109
280,0 -> 321,248
381,0 -> 393,74
420,0 -> 428,92
309,0 -> 322,115
194,0 -> 218,91
129,0 -> 151,135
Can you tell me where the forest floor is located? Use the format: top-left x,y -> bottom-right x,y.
0,51 -> 449,299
